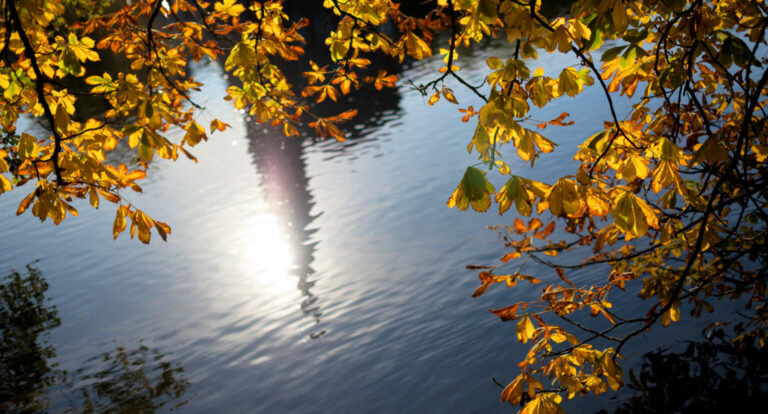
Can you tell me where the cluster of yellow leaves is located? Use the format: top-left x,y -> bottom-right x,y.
0,0 -> 253,242
436,0 -> 768,412
0,0 -> 405,242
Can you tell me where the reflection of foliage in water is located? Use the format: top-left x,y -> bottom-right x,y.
599,327 -> 768,414
66,343 -> 189,413
0,263 -> 62,413
0,265 -> 190,413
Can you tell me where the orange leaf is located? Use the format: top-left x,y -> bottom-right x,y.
210,119 -> 231,133
533,221 -> 555,239
491,304 -> 521,321
325,109 -> 358,122
501,252 -> 521,262
16,191 -> 36,215
472,282 -> 493,297
513,218 -> 527,233
555,267 -> 576,287
548,112 -> 574,126
527,218 -> 543,232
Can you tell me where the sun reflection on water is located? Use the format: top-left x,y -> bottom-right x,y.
240,213 -> 297,296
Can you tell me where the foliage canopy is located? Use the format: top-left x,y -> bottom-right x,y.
1,0 -> 767,411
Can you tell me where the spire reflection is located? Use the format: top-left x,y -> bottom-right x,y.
239,3 -> 403,338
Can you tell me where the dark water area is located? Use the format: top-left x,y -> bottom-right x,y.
1,39 -> 738,412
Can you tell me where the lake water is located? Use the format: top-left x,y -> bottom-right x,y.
1,41 -> 723,413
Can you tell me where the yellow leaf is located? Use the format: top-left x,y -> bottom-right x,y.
651,160 -> 684,194
558,67 -> 582,97
113,207 -> 126,240
568,18 -> 592,40
533,221 -> 555,239
521,393 -> 564,414
529,129 -> 557,153
550,331 -> 566,343
545,178 -> 580,216
89,188 -> 99,209
155,220 -> 171,242
210,119 -> 230,133
661,301 -> 681,327
496,176 -> 532,216
18,133 -> 39,159
0,175 -> 12,193
516,316 -> 536,343
692,136 -> 729,164
586,191 -> 611,216
619,154 -> 650,181
501,252 -> 521,262
514,218 -> 527,233
584,374 -> 608,394
54,105 -> 71,135
404,32 -> 431,60
442,87 -> 458,104
653,137 -> 680,162
184,121 -> 207,147
428,92 -> 440,106
611,191 -> 658,239
515,130 -> 535,161
501,375 -> 525,404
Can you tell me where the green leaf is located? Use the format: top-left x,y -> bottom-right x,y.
601,46 -> 626,62
60,47 -> 82,75
486,56 -> 504,70
477,0 -> 498,20
584,24 -> 604,51
447,167 -> 496,212
612,0 -> 629,34
138,132 -> 154,162
558,67 -> 582,97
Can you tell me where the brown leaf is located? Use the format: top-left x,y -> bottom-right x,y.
491,304 -> 521,321
555,266 -> 576,287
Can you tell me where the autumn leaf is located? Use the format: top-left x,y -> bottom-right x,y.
521,393 -> 564,414
612,0 -> 629,33
545,178 -> 581,217
501,252 -> 521,262
516,316 -> 536,343
501,375 -> 525,404
612,191 -> 658,238
496,176 -> 532,216
442,87 -> 458,104
533,221 -> 555,239
113,206 -> 127,240
447,167 -> 495,212
651,160 -> 685,194
404,32 -> 431,59
210,119 -> 230,133
619,154 -> 650,181
184,121 -> 207,147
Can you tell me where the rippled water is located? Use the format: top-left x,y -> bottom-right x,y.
1,42 -> 721,413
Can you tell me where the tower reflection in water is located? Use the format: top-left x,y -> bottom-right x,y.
241,5 -> 402,338
0,264 -> 190,413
